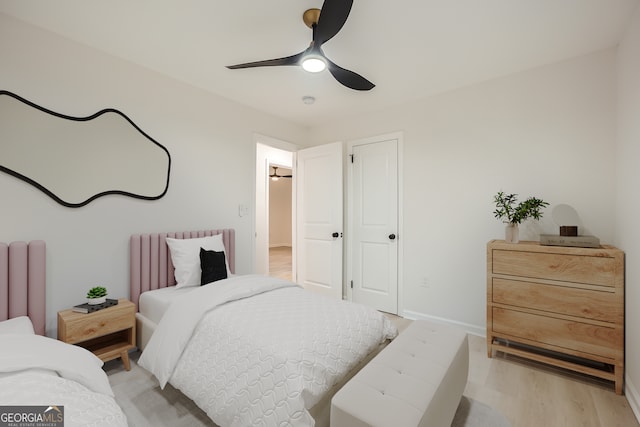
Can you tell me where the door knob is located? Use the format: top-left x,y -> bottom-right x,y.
388,233 -> 396,240
332,232 -> 340,238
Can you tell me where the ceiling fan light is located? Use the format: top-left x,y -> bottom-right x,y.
301,55 -> 326,73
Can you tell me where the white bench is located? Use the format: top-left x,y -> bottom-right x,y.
331,320 -> 469,427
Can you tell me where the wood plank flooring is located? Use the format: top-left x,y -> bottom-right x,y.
464,333 -> 638,427
269,246 -> 292,281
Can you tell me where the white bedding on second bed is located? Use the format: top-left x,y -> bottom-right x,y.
0,370 -> 127,427
0,334 -> 127,427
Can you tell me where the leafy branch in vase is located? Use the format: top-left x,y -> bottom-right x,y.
493,191 -> 549,225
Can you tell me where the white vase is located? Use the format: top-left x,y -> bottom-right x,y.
505,223 -> 519,244
87,296 -> 106,305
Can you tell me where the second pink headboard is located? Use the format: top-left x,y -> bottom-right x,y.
0,240 -> 46,335
129,229 -> 235,309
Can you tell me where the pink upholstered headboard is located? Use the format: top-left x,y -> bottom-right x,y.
129,229 -> 235,309
0,240 -> 46,335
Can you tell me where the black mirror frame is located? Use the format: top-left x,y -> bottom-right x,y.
0,90 -> 171,208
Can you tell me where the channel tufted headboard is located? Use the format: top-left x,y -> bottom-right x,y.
0,240 -> 46,335
129,229 -> 235,309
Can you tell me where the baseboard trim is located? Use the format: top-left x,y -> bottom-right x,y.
626,375 -> 640,423
402,310 -> 485,337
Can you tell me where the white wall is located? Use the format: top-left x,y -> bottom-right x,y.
310,49 -> 618,333
0,13 -> 307,335
616,3 -> 640,415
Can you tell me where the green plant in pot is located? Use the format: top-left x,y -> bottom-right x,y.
493,191 -> 549,243
86,286 -> 108,305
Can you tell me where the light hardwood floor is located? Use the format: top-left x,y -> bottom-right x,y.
463,333 -> 638,427
269,246 -> 292,281
269,246 -> 639,426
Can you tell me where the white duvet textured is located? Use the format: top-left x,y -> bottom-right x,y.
0,334 -> 113,396
0,371 -> 127,427
139,275 -> 397,427
0,334 -> 126,426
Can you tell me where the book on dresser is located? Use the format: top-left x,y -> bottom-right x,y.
539,234 -> 600,248
486,239 -> 625,394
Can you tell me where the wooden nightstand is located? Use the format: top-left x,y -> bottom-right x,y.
58,298 -> 136,371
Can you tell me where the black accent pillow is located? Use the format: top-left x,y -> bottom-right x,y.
200,247 -> 228,285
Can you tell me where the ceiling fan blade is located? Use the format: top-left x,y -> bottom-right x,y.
315,0 -> 353,45
326,58 -> 375,91
227,52 -> 304,69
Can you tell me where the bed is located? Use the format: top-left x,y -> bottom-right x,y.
130,229 -> 397,427
130,229 -> 237,350
0,240 -> 127,427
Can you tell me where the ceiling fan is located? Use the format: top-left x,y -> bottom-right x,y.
226,0 -> 374,91
270,166 -> 292,180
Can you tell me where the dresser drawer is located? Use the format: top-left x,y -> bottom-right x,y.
492,307 -> 621,360
492,249 -> 616,287
492,278 -> 620,323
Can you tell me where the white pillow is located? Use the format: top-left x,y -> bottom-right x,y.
166,234 -> 230,288
0,316 -> 35,335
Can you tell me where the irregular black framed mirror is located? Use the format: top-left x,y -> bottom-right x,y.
0,90 -> 171,207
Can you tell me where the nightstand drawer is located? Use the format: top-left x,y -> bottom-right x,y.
63,309 -> 133,344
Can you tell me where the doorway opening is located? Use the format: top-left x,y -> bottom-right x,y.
255,139 -> 295,279
268,165 -> 293,280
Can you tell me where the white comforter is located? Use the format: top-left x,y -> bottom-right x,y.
0,334 -> 127,427
139,275 -> 397,427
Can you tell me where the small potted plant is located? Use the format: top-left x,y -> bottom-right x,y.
86,286 -> 108,305
493,191 -> 549,243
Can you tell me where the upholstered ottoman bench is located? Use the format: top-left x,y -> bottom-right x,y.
331,320 -> 469,427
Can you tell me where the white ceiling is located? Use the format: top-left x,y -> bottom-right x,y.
1,0 -> 638,127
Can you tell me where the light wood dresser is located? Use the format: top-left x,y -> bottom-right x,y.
58,298 -> 136,370
486,240 -> 624,394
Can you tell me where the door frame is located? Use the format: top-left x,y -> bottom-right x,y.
346,132 -> 404,314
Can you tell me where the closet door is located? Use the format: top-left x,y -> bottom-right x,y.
350,138 -> 398,314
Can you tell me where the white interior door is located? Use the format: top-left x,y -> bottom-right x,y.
296,142 -> 343,299
351,138 -> 398,313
